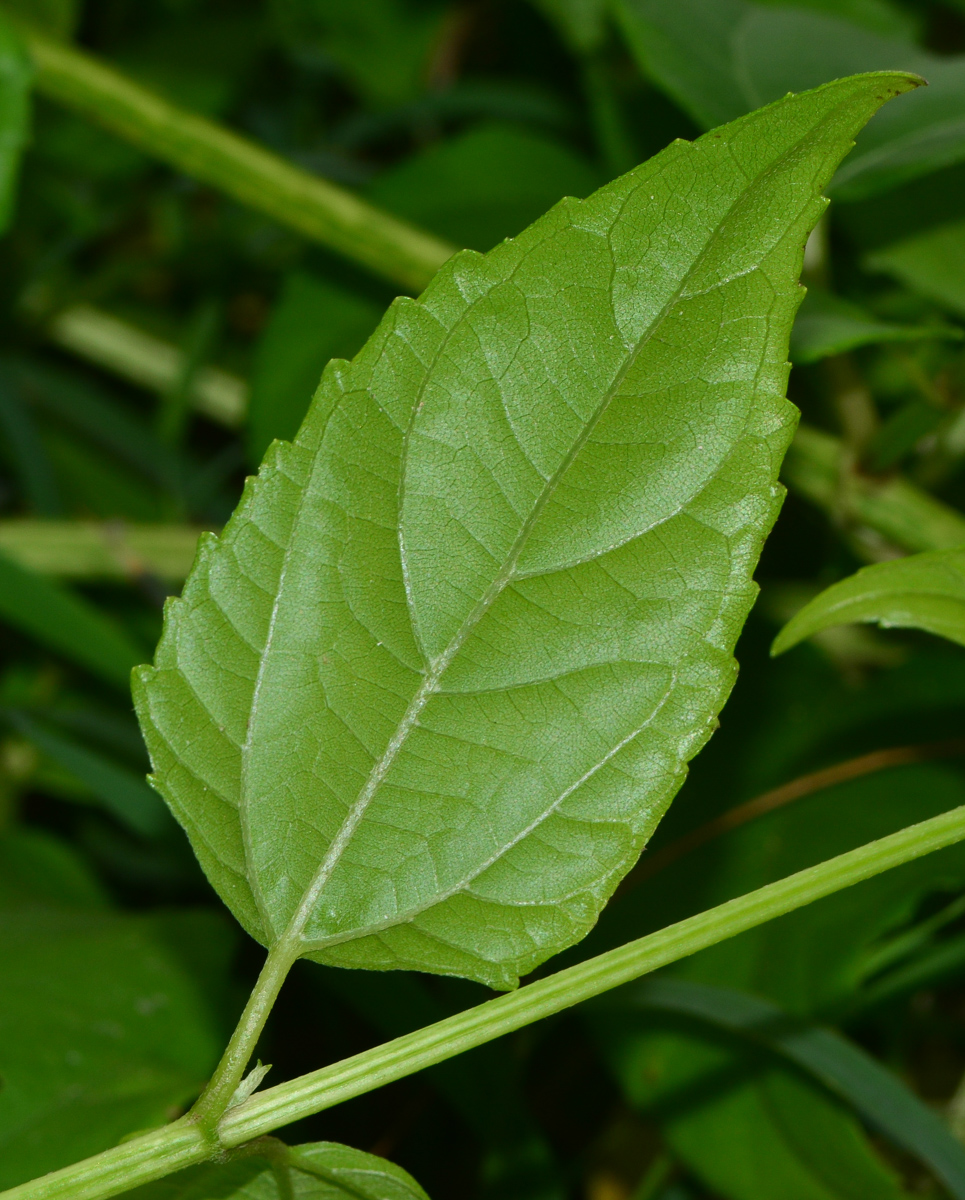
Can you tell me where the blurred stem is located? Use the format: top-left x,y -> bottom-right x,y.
46,304 -> 247,428
581,55 -> 636,175
20,30 -> 455,292
826,354 -> 878,456
0,519 -> 202,581
784,424 -> 965,557
8,804 -> 965,1200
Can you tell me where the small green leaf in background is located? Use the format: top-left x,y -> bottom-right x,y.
270,0 -> 446,108
0,9 -> 31,234
247,270 -> 381,464
789,286 -> 961,364
0,549 -> 143,689
611,0 -> 965,201
135,74 -> 917,990
531,0 -> 608,54
772,548 -> 965,655
125,1140 -> 430,1200
867,219 -> 965,321
368,123 -> 603,251
0,0 -> 78,40
600,978 -> 965,1199
0,829 -> 232,1189
595,1008 -> 911,1200
7,711 -> 167,835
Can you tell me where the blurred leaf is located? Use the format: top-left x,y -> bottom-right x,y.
115,14 -> 266,117
594,1009 -> 910,1200
0,826 -> 109,908
0,549 -> 142,689
0,369 -> 61,514
866,398 -> 945,471
45,432 -> 170,522
247,270 -> 381,464
0,903 -> 229,1188
7,710 -> 166,835
867,219 -> 965,320
270,0 -> 446,108
612,0 -> 965,200
126,1140 -> 430,1200
13,359 -> 198,500
531,0 -> 608,54
789,287 -> 960,364
0,0 -> 78,39
133,77 -> 900,988
599,978 -> 965,1199
0,9 -> 30,233
773,549 -> 965,655
368,122 -> 602,250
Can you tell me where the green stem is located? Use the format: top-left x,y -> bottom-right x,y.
6,804 -> 965,1200
784,424 -> 965,555
21,31 -> 456,293
190,939 -> 297,1133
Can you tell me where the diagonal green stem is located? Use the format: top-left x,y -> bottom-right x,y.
5,804 -> 965,1200
19,30 -> 456,292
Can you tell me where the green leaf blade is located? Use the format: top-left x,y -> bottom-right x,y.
135,73 -> 918,990
772,549 -> 965,655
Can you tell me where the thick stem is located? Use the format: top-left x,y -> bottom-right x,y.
21,32 -> 455,293
190,939 -> 298,1133
5,804 -> 965,1200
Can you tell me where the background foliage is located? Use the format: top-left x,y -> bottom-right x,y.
9,2 -> 965,1199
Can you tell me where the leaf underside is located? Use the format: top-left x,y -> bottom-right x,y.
134,72 -> 917,989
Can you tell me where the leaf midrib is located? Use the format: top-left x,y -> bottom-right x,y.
253,102 -> 835,954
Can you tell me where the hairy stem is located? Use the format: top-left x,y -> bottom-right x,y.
20,31 -> 456,292
5,804 -> 965,1200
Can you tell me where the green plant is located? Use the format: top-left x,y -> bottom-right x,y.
9,4 -> 965,1200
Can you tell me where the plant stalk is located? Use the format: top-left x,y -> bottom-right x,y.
190,939 -> 297,1133
784,424 -> 965,555
6,804 -> 965,1200
20,31 -> 456,293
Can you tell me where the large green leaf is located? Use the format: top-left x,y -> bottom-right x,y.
773,549 -> 965,656
134,75 -> 915,990
124,1140 -> 429,1200
613,0 -> 965,200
